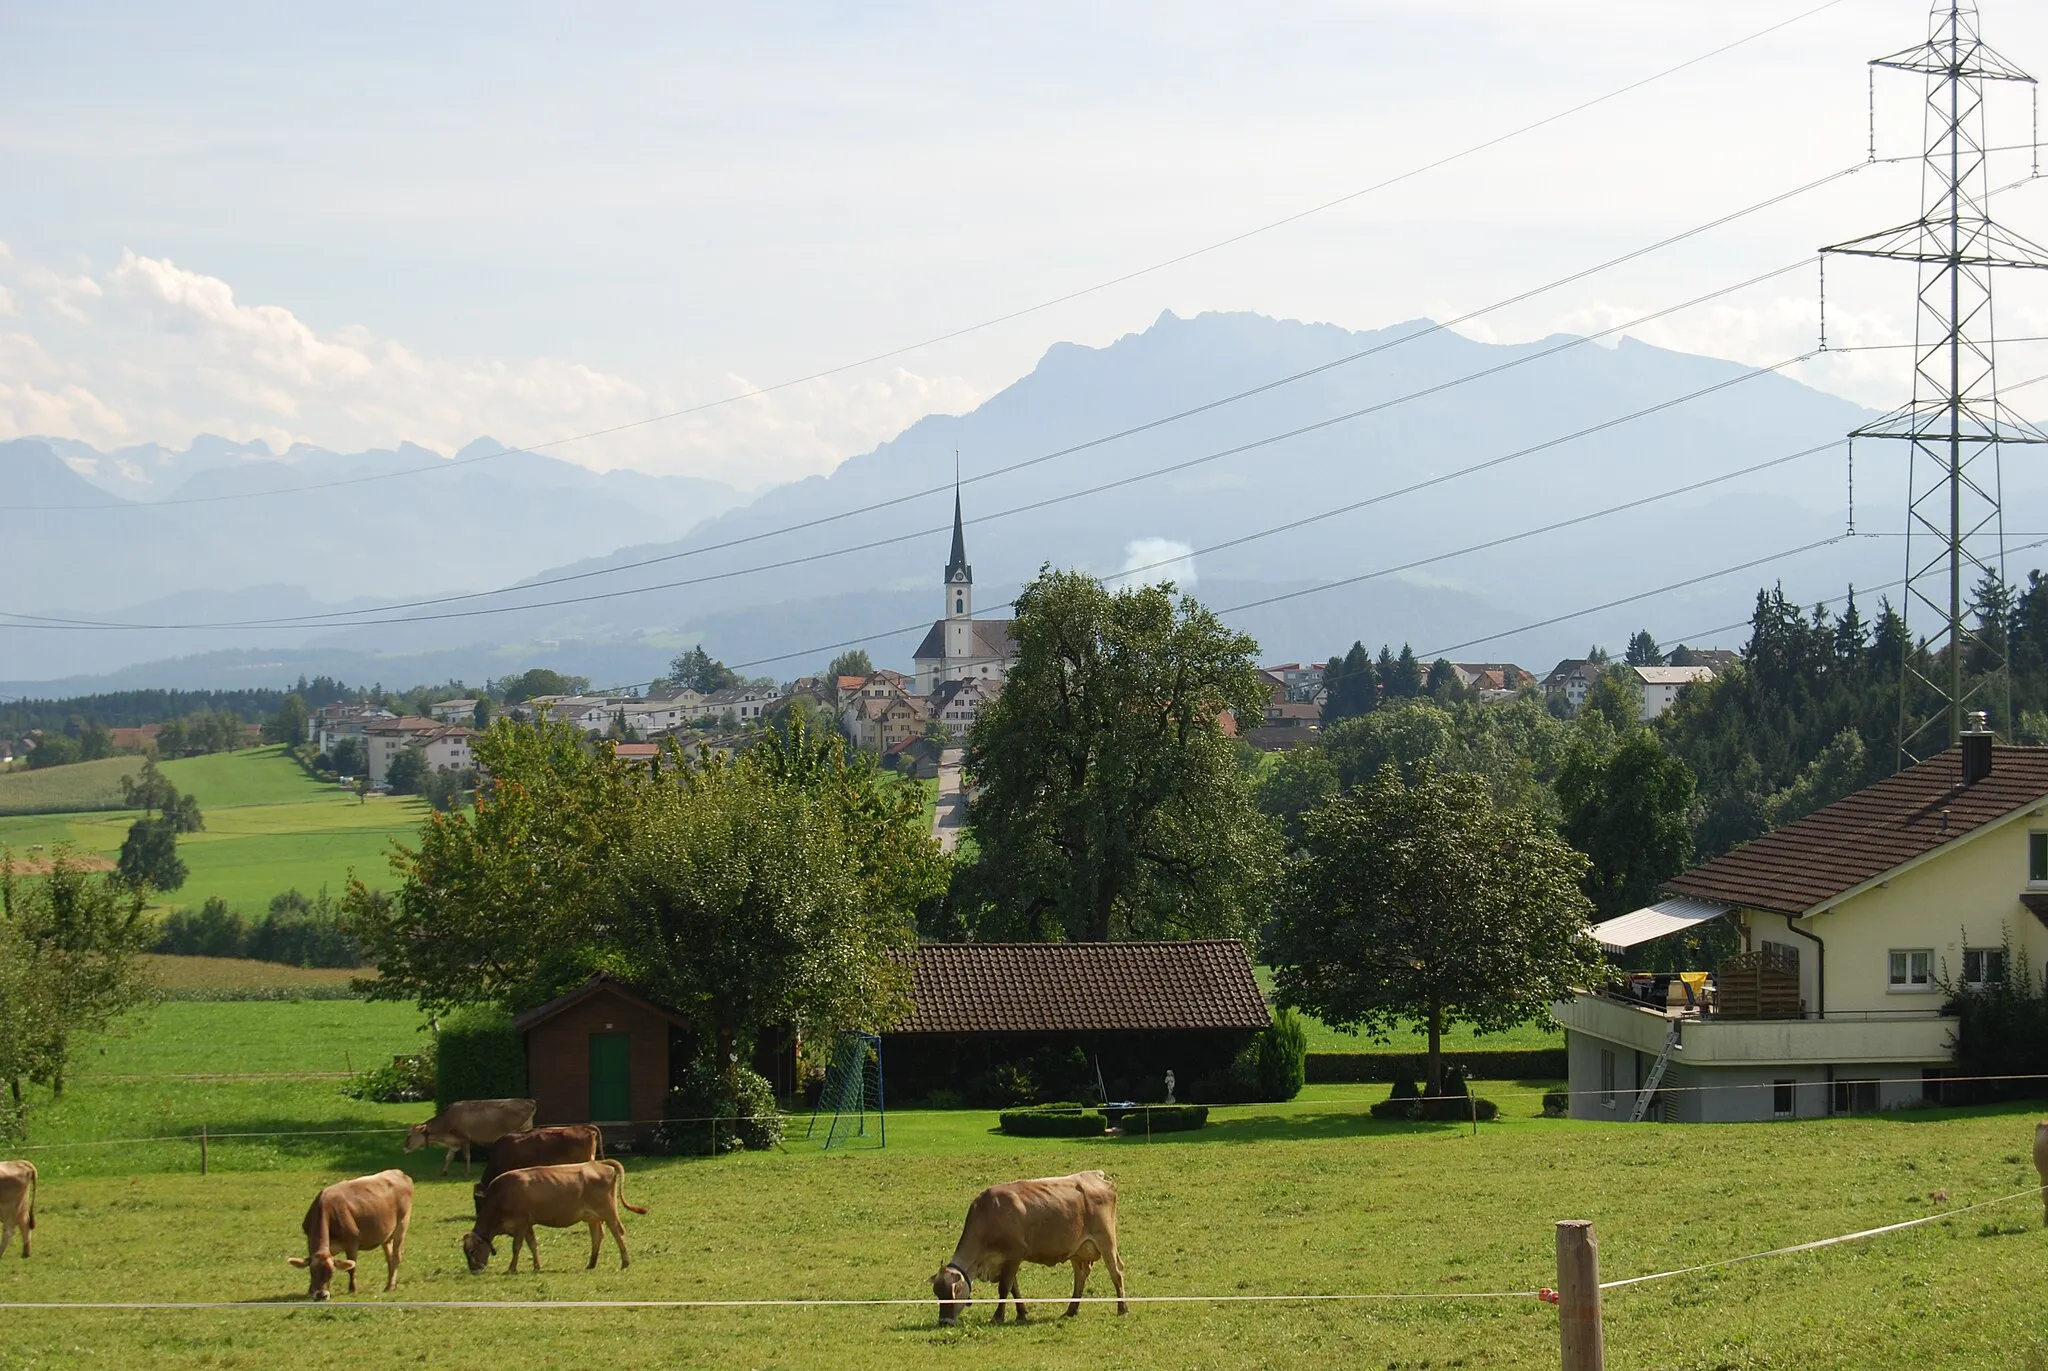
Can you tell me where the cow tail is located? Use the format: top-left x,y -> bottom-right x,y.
611,1159 -> 647,1215
25,1163 -> 34,1231
594,1125 -> 605,1160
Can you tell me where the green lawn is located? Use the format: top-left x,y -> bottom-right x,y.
0,747 -> 427,913
1255,967 -> 1560,1054
5,1007 -> 2043,1369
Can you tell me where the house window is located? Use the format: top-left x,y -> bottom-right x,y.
1831,1079 -> 1879,1115
1772,1080 -> 1796,1118
1887,949 -> 1934,991
2031,831 -> 2048,883
1599,1049 -> 1617,1108
1963,947 -> 2007,987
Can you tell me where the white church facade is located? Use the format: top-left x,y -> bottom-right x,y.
911,491 -> 1018,694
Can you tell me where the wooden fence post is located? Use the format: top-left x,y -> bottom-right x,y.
200,1124 -> 209,1177
1555,1220 -> 1603,1371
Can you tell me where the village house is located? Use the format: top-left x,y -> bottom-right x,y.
307,702 -> 394,754
912,491 -> 1019,694
1542,659 -> 1604,715
1262,662 -> 1329,703
427,698 -> 477,724
361,716 -> 443,785
1554,721 -> 2048,1122
845,690 -> 926,755
697,684 -> 782,725
929,677 -> 999,734
1450,662 -> 1537,702
1632,664 -> 1716,721
619,689 -> 705,738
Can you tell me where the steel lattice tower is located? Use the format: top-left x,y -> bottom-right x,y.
1823,1 -> 2048,762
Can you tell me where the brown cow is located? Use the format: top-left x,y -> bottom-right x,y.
462,1159 -> 646,1275
473,1124 -> 605,1211
0,1160 -> 35,1259
404,1098 -> 535,1176
929,1170 -> 1128,1326
287,1169 -> 413,1301
2035,1120 -> 2048,1226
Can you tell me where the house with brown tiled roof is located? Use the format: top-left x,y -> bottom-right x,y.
1554,721 -> 2048,1122
882,940 -> 1271,1104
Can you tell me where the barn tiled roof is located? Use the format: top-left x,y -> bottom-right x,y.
889,940 -> 1271,1034
1663,745 -> 2048,916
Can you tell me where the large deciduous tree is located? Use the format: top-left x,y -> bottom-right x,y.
960,569 -> 1277,942
1556,729 -> 1696,921
1266,765 -> 1601,1094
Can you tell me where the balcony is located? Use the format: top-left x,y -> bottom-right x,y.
1553,991 -> 1952,1067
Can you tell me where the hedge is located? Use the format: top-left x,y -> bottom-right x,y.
1305,1048 -> 1566,1083
1105,1104 -> 1208,1134
436,1006 -> 527,1111
1369,1095 -> 1500,1122
999,1106 -> 1105,1138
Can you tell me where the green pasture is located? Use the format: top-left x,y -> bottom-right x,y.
0,747 -> 426,912
3,997 -> 2044,1368
1253,966 -> 1558,1055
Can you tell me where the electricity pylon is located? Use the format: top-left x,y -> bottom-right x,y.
1822,1 -> 2048,763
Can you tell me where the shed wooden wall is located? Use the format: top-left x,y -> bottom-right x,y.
524,988 -> 670,1140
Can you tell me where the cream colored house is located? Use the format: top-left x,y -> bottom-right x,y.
1632,664 -> 1715,721
1555,727 -> 2048,1122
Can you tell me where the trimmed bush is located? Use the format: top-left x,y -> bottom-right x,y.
435,1006 -> 526,1110
1542,1089 -> 1570,1117
1305,1048 -> 1567,1083
648,1060 -> 784,1155
1256,1009 -> 1308,1101
998,1105 -> 1105,1138
1106,1104 -> 1208,1134
343,1052 -> 435,1103
1370,1078 -> 1499,1122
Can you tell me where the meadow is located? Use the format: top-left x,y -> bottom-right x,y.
0,747 -> 426,912
3,988 -> 2045,1369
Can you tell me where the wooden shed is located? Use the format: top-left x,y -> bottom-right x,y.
513,975 -> 686,1145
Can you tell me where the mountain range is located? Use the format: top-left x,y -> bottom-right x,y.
9,309 -> 2030,697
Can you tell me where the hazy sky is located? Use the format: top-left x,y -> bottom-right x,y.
4,0 -> 2046,489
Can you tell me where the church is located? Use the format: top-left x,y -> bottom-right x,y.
911,490 -> 1018,695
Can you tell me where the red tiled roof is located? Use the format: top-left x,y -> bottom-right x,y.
888,940 -> 1271,1035
1664,745 -> 2048,916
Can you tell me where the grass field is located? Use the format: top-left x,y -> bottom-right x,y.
142,955 -> 366,993
3,998 -> 2044,1368
0,755 -> 143,815
1253,967 -> 1559,1055
0,747 -> 427,912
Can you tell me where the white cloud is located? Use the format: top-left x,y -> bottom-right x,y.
0,247 -> 980,488
1113,536 -> 1198,589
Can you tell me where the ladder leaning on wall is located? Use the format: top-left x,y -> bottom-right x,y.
1629,1022 -> 1682,1123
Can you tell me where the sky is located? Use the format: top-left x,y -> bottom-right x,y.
3,0 -> 2046,491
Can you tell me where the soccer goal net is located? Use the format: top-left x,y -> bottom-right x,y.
806,1031 -> 886,1150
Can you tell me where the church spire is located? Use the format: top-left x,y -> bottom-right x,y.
945,479 -> 971,586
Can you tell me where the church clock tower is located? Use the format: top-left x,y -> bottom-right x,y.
944,486 -> 973,663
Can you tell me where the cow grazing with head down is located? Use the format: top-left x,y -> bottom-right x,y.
929,1170 -> 1128,1326
2035,1121 -> 2048,1226
463,1159 -> 646,1275
288,1169 -> 413,1301
0,1160 -> 35,1259
404,1098 -> 535,1177
472,1125 -> 605,1213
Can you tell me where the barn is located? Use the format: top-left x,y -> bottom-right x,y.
513,975 -> 686,1145
883,940 -> 1272,1105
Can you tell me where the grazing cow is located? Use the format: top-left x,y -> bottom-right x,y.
462,1159 -> 646,1275
0,1160 -> 35,1259
929,1170 -> 1128,1326
404,1098 -> 536,1176
473,1124 -> 605,1212
2035,1120 -> 2048,1226
287,1169 -> 413,1301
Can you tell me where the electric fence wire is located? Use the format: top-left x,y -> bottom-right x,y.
0,0 -> 1858,516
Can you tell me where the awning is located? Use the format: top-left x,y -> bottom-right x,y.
1590,896 -> 1730,952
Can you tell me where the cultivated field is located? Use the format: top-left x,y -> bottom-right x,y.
3,996 -> 2044,1369
0,747 -> 426,911
0,755 -> 143,815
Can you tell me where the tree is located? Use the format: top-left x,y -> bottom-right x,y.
419,766 -> 476,813
827,650 -> 875,685
1624,631 -> 1663,667
1255,746 -> 1340,847
472,697 -> 494,730
1582,664 -> 1643,732
119,758 -> 178,815
264,693 -> 309,746
961,569 -> 1277,942
1,849 -> 156,1109
1385,645 -> 1424,698
1425,658 -> 1464,701
117,818 -> 187,892
499,668 -> 589,703
327,737 -> 366,777
1268,765 -> 1601,1095
1556,730 -> 1695,921
1321,642 -> 1376,721
668,646 -> 739,695
1763,727 -> 1870,828
384,748 -> 426,796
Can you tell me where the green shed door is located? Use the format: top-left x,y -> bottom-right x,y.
589,1033 -> 631,1123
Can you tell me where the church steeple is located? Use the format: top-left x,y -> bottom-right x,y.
944,482 -> 973,624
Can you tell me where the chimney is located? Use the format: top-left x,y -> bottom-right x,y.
1961,710 -> 1993,786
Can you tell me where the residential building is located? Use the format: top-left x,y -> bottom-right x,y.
912,490 -> 1019,693
1554,724 -> 2048,1122
697,685 -> 782,725
930,677 -> 999,734
428,698 -> 478,724
1672,647 -> 1741,672
1263,662 -> 1330,702
619,689 -> 705,738
1632,664 -> 1716,721
361,716 -> 442,785
1450,663 -> 1537,702
845,691 -> 927,755
1542,659 -> 1604,715
308,702 -> 394,754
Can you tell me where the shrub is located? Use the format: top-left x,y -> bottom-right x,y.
1943,930 -> 2048,1101
435,1005 -> 526,1110
155,897 -> 250,958
1389,1076 -> 1420,1101
343,1052 -> 435,1103
998,1105 -> 1105,1138
649,1060 -> 784,1154
248,888 -> 364,968
1105,1104 -> 1208,1134
1257,1008 -> 1308,1101
1369,1079 -> 1499,1122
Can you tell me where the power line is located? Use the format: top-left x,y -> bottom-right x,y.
0,0 -> 1856,515
0,260 -> 1822,634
